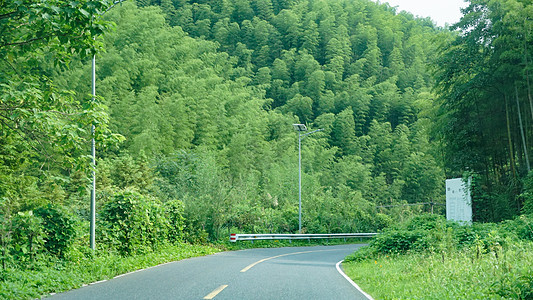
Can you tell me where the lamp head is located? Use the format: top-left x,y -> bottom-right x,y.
292,124 -> 307,132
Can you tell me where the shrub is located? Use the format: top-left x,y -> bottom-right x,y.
145,199 -> 169,250
520,172 -> 533,215
164,200 -> 185,244
364,214 -> 452,255
503,214 -> 533,241
11,211 -> 44,263
99,190 -> 169,255
405,213 -> 446,231
0,214 -> 12,271
372,213 -> 393,231
452,225 -> 477,248
491,268 -> 533,299
523,199 -> 533,215
34,204 -> 76,257
344,245 -> 377,262
371,230 -> 429,254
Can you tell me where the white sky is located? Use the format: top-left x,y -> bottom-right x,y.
379,0 -> 468,27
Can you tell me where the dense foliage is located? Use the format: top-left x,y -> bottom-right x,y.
2,0 -> 533,297
344,214 -> 533,299
0,0 -> 121,213
346,213 -> 533,260
0,243 -> 219,299
52,0 -> 444,240
434,0 -> 533,221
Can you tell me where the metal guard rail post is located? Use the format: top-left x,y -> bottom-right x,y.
230,233 -> 378,242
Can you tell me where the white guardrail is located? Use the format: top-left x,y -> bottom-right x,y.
230,233 -> 378,242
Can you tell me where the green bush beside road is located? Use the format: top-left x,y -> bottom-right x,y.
0,191 -> 218,299
343,214 -> 533,299
0,243 -> 219,299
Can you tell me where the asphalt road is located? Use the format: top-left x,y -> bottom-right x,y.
49,244 -> 369,300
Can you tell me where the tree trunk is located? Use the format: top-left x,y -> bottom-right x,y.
516,84 -> 531,172
505,93 -> 517,179
524,23 -> 533,122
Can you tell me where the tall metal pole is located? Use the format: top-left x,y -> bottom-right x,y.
90,54 -> 96,251
88,0 -> 127,251
298,133 -> 302,233
293,125 -> 322,234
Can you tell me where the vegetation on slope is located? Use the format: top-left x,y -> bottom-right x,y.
53,0 -> 445,239
343,214 -> 533,299
2,0 -> 533,297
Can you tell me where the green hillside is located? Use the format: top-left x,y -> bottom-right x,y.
50,0 -> 445,239
1,0 -> 533,297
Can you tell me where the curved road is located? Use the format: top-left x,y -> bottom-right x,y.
50,244 -> 369,300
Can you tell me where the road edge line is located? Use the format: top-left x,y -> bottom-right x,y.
335,260 -> 373,300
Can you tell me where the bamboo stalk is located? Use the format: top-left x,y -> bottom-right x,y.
516,84 -> 531,172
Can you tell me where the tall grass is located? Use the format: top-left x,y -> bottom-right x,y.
343,214 -> 533,299
344,242 -> 532,299
0,243 -> 220,299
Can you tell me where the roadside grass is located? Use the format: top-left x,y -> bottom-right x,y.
0,243 -> 220,299
343,240 -> 533,299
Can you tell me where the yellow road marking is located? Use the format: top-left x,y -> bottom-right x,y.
240,249 -> 335,273
203,285 -> 228,299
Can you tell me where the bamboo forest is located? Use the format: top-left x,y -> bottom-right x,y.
1,0 -> 533,298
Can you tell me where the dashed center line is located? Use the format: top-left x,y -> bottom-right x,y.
199,249 -> 337,298
240,249 -> 336,272
203,285 -> 228,299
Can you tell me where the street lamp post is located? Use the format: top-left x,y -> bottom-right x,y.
292,124 -> 323,233
90,54 -> 96,250
90,0 -> 126,251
